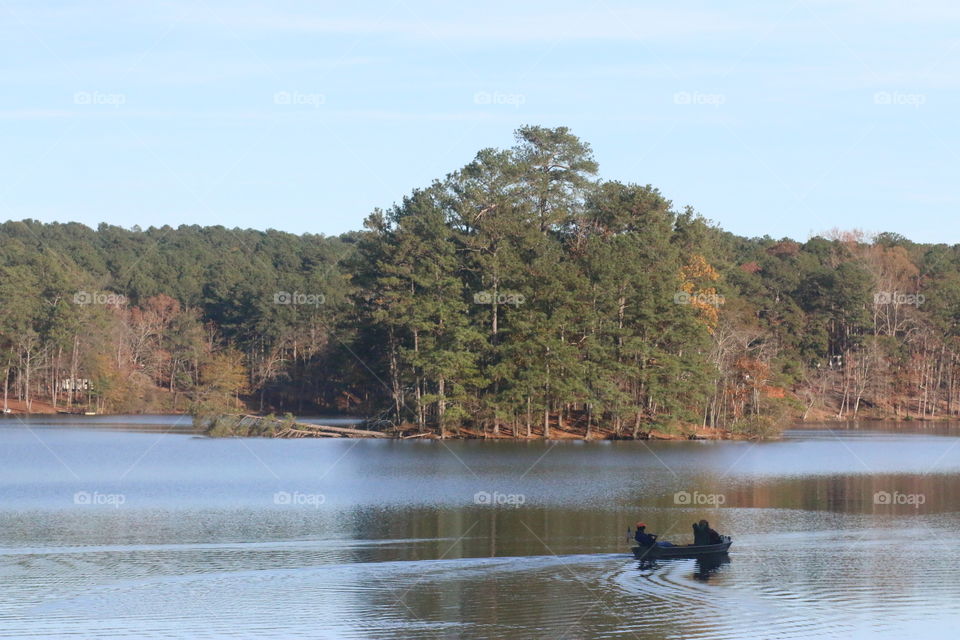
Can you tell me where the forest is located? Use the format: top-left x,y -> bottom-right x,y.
1,126 -> 959,438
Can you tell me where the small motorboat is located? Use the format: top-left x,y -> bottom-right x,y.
633,536 -> 732,559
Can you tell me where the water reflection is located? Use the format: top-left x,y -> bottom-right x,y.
2,422 -> 960,638
694,554 -> 730,581
635,553 -> 730,582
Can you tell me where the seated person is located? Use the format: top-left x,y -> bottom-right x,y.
706,523 -> 723,545
692,521 -> 707,545
635,522 -> 656,545
696,519 -> 723,544
635,522 -> 675,547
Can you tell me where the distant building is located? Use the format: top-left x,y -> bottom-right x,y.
59,378 -> 90,391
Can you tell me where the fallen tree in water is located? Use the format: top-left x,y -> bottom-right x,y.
197,413 -> 390,438
195,411 -> 762,440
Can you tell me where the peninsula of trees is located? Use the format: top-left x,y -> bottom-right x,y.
1,126 -> 956,438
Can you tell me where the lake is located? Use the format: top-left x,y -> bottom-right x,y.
1,415 -> 959,639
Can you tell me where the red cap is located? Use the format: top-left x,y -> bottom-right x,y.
636,522 -> 646,528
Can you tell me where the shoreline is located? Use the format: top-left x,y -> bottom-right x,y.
6,407 -> 960,442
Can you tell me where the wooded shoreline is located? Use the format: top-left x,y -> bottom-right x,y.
3,127 -> 960,438
7,405 -> 957,442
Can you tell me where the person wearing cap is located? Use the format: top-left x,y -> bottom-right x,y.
634,522 -> 675,547
634,522 -> 657,546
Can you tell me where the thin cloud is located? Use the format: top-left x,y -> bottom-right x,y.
2,1 -> 767,43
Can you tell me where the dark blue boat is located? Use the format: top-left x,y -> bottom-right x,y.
633,536 -> 732,559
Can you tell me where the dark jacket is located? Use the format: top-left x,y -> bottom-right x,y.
635,529 -> 657,546
692,522 -> 709,545
693,522 -> 722,545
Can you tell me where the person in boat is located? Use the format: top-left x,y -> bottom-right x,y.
692,521 -> 707,545
706,523 -> 723,544
693,519 -> 723,545
634,522 -> 675,547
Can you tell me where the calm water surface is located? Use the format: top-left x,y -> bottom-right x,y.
1,416 -> 959,638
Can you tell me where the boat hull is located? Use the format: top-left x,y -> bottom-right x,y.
632,540 -> 732,559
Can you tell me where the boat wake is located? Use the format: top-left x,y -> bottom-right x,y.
4,532 -> 960,639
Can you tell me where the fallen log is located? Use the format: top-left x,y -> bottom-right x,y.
266,420 -> 391,438
217,414 -> 392,438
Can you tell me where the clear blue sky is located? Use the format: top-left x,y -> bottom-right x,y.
2,1 -> 958,242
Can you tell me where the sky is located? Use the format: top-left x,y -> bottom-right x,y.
1,0 -> 958,242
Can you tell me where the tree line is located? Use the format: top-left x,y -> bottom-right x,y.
2,126 -> 959,437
